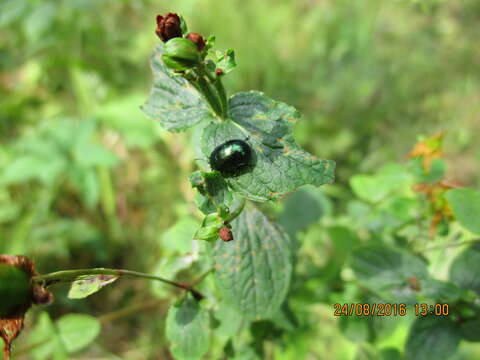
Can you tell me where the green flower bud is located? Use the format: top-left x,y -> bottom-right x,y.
0,263 -> 32,317
194,212 -> 224,241
162,38 -> 201,71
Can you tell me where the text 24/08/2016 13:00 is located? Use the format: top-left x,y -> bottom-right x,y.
333,303 -> 450,317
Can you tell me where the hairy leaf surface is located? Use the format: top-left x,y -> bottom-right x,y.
201,91 -> 335,201
446,188 -> 480,235
212,206 -> 293,320
142,44 -> 214,132
166,297 -> 210,360
405,316 -> 460,360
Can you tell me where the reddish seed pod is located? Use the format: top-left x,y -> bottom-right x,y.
186,32 -> 206,51
407,276 -> 421,292
219,226 -> 234,242
155,13 -> 183,42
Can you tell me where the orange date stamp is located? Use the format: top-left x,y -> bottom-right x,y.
333,303 -> 450,317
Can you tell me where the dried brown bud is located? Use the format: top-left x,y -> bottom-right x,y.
219,226 -> 234,242
407,276 -> 421,292
186,32 -> 205,51
155,13 -> 182,42
0,255 -> 53,359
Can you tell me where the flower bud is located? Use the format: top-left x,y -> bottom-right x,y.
219,226 -> 234,242
186,32 -> 205,51
162,37 -> 201,71
0,263 -> 32,318
155,13 -> 182,42
0,255 -> 52,359
194,212 -> 224,241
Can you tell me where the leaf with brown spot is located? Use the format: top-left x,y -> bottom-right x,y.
68,274 -> 119,299
201,91 -> 335,201
211,206 -> 293,320
166,296 -> 210,360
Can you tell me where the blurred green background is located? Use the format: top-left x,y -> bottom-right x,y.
1,0 -> 480,359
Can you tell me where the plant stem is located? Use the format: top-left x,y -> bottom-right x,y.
32,268 -> 205,300
201,65 -> 228,118
190,268 -> 214,287
213,77 -> 228,118
225,197 -> 246,223
196,76 -> 223,119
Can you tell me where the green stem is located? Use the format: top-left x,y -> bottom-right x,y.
224,198 -> 246,223
196,76 -> 223,118
214,77 -> 228,118
32,268 -> 205,300
190,268 -> 214,287
201,64 -> 228,118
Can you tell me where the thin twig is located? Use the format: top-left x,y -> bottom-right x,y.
189,268 -> 214,288
31,268 -> 204,300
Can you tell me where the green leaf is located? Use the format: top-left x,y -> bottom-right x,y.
445,188 -> 480,235
23,2 -> 56,42
421,279 -> 462,303
350,164 -> 412,203
161,216 -> 200,253
213,302 -> 243,339
1,156 -> 64,185
277,186 -> 331,236
409,157 -> 446,184
231,345 -> 262,360
28,313 -> 100,359
166,297 -> 210,360
449,243 -> 480,295
379,348 -> 402,360
70,168 -> 100,209
327,226 -> 359,263
189,170 -> 233,215
73,143 -> 118,168
215,49 -> 236,74
405,316 -> 460,360
339,316 -> 373,343
28,312 -> 66,360
354,344 -> 377,360
96,94 -> 160,148
142,44 -> 214,132
56,314 -> 101,353
350,245 -> 429,302
211,206 -> 293,320
68,274 -> 118,299
0,0 -> 28,27
459,312 -> 480,342
201,91 -> 335,201
269,301 -> 299,331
